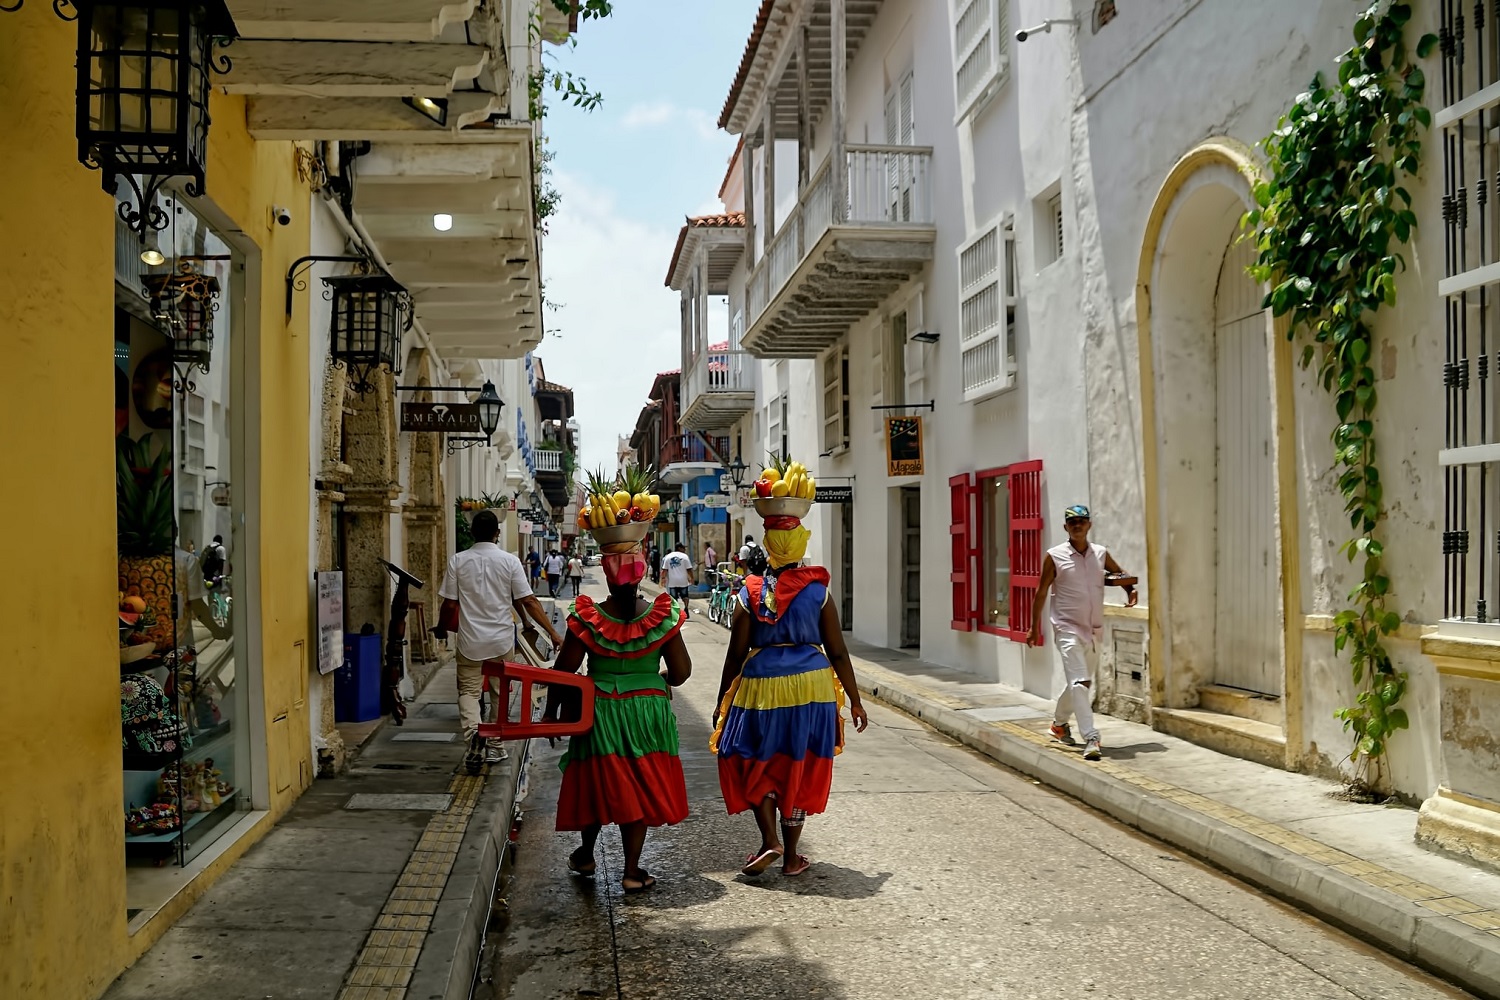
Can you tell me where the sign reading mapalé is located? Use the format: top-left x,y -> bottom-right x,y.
400,402 -> 481,434
885,415 -> 925,477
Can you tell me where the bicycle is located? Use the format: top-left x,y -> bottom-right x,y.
707,562 -> 738,628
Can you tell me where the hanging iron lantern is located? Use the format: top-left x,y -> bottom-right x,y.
323,271 -> 414,394
142,258 -> 220,369
75,1 -> 237,239
475,381 -> 504,442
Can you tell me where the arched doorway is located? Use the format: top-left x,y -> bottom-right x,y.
1136,141 -> 1301,766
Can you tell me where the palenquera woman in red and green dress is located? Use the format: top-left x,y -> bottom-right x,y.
549,542 -> 692,894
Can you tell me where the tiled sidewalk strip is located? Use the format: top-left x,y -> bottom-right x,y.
337,773 -> 485,1000
855,660 -> 1500,1000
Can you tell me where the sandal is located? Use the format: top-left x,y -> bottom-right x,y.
781,854 -> 810,877
567,848 -> 596,878
622,871 -> 656,894
741,847 -> 783,877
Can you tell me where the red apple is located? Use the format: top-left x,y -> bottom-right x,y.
755,478 -> 773,498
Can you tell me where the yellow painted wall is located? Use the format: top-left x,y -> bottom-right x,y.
0,15 -> 316,998
0,16 -> 129,1000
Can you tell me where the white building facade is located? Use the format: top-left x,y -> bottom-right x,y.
672,0 -> 1500,859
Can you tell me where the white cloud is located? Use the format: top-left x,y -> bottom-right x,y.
537,171 -> 728,475
620,101 -> 719,140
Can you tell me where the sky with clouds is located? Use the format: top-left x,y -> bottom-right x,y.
535,2 -> 760,476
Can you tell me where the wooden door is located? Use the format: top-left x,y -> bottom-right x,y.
1213,236 -> 1279,695
901,487 -> 922,648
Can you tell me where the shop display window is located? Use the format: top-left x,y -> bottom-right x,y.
115,198 -> 249,886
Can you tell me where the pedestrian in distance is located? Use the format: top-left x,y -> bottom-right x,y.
661,543 -> 694,603
712,492 -> 868,877
546,538 -> 692,894
704,541 -> 718,574
566,551 -> 584,597
545,549 -> 566,597
737,534 -> 767,577
527,548 -> 542,589
648,542 -> 662,585
434,510 -> 564,774
1026,504 -> 1138,762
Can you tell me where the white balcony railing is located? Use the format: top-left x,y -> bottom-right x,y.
684,348 -> 754,405
534,449 -> 564,473
748,144 -> 934,324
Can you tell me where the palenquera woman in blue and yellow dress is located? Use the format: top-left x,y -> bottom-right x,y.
710,470 -> 869,877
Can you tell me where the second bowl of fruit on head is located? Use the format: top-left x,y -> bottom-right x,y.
751,456 -> 815,519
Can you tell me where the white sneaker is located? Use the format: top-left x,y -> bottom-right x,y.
1083,737 -> 1103,761
484,739 -> 508,764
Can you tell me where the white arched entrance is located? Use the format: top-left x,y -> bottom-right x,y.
1136,141 -> 1301,767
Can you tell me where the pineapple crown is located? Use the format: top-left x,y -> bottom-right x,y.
117,434 -> 175,558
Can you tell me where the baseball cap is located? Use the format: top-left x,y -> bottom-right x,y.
1063,505 -> 1091,520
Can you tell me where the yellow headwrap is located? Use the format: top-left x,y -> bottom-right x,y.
764,525 -> 811,569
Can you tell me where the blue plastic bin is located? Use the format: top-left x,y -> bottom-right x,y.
335,633 -> 383,723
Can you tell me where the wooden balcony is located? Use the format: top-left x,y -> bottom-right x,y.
743,145 -> 935,358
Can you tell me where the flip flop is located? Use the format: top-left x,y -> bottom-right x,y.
622,871 -> 655,894
567,854 -> 596,878
741,847 -> 783,876
782,854 -> 811,877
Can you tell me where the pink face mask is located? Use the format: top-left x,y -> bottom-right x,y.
602,551 -> 647,587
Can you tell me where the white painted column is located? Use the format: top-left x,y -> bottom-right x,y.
830,0 -> 847,224
742,138 -> 757,267
763,99 -> 777,255
698,256 -> 710,359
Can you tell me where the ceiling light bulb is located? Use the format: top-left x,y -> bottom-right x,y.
140,248 -> 166,266
433,213 -> 453,232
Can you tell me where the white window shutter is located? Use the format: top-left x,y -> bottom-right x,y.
951,0 -> 1008,120
959,219 -> 1007,401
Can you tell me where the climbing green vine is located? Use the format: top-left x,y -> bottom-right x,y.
1244,1 -> 1437,775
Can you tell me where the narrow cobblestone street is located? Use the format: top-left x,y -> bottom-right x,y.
483,580 -> 1472,1000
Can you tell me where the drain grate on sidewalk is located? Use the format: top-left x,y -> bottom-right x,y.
337,773 -> 485,999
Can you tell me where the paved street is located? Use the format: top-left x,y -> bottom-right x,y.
482,582 -> 1472,1000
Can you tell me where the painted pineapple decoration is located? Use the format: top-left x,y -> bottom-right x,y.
117,434 -> 177,651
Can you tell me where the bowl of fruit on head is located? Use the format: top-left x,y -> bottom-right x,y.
579,465 -> 660,552
752,457 -> 815,519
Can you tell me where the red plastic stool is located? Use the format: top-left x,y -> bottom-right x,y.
476,661 -> 594,741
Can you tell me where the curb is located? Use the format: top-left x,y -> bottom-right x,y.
856,663 -> 1500,1000
407,746 -> 529,1000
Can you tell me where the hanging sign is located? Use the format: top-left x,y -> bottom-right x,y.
315,571 -> 345,675
210,485 -> 231,507
885,416 -> 925,477
518,519 -> 533,535
702,493 -> 731,509
719,473 -> 732,492
814,484 -> 853,504
400,402 -> 481,434
735,487 -> 756,508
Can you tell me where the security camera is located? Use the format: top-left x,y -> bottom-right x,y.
272,205 -> 292,227
1016,18 -> 1077,42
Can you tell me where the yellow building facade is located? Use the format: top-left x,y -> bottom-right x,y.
0,14 -> 316,998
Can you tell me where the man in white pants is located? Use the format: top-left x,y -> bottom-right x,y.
1026,504 -> 1137,761
435,510 -> 563,773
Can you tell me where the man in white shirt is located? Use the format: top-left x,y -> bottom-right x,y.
1025,505 -> 1137,762
544,549 -> 566,597
437,510 -> 563,772
661,543 -> 695,603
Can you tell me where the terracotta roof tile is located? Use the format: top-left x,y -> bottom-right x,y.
720,0 -> 777,131
708,341 -> 730,351
664,213 -> 746,288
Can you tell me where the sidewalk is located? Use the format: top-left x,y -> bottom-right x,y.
106,650 -> 533,1000
845,638 -> 1500,999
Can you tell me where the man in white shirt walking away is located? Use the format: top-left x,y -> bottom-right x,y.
544,549 -> 567,597
1026,504 -> 1137,761
660,543 -> 695,603
436,510 -> 564,773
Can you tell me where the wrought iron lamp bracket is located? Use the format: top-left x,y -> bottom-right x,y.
446,436 -> 493,456
0,1 -> 78,18
285,254 -> 370,319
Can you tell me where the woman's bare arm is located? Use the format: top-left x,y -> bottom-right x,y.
662,632 -> 692,687
820,599 -> 868,733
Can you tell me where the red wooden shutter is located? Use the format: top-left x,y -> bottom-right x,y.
949,473 -> 977,631
1006,460 -> 1044,641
